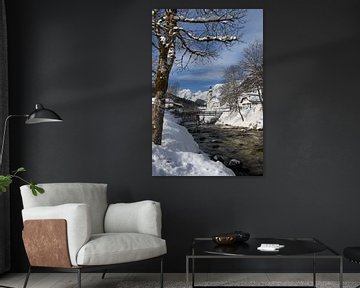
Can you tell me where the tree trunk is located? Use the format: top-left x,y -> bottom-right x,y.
152,10 -> 177,145
152,90 -> 166,145
237,103 -> 244,121
152,54 -> 171,145
257,87 -> 263,108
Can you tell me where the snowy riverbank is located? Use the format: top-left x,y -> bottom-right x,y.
152,112 -> 235,176
216,104 -> 263,129
177,85 -> 263,129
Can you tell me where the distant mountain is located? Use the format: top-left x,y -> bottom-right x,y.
177,84 -> 224,103
166,92 -> 199,110
177,89 -> 193,100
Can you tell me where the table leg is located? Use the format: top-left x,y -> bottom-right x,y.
339,257 -> 343,288
186,257 -> 189,288
192,246 -> 195,288
192,257 -> 195,288
313,254 -> 316,287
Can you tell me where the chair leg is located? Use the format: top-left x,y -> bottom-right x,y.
77,269 -> 81,288
160,257 -> 164,288
23,266 -> 31,288
101,270 -> 107,279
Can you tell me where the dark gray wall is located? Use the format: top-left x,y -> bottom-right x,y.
0,0 -> 10,274
5,0 -> 360,272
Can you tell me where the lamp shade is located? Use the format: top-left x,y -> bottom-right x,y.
25,104 -> 63,124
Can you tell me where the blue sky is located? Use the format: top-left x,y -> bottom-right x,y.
169,9 -> 263,92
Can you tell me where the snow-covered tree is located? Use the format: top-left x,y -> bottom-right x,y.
220,65 -> 245,120
168,81 -> 180,96
240,40 -> 263,105
220,39 -> 263,117
152,9 -> 246,145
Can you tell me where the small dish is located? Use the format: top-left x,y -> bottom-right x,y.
212,233 -> 237,245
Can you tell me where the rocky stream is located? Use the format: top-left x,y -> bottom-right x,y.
183,122 -> 263,176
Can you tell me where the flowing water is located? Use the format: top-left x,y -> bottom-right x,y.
183,122 -> 263,176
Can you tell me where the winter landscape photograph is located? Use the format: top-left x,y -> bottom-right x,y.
152,9 -> 263,176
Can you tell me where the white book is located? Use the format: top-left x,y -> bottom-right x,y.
257,243 -> 285,251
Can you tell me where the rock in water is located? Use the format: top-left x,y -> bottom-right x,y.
227,159 -> 242,168
211,155 -> 224,163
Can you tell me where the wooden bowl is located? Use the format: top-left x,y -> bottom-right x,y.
212,234 -> 237,245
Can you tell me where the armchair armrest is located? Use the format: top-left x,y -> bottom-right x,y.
104,200 -> 162,237
22,203 -> 91,266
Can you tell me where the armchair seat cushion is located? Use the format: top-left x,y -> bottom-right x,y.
76,233 -> 167,266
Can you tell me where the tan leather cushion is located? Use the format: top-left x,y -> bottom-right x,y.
22,204 -> 91,266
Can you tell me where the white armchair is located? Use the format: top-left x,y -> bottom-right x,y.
20,183 -> 166,288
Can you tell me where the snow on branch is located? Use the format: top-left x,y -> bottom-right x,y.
174,15 -> 236,23
177,34 -> 210,58
177,27 -> 238,43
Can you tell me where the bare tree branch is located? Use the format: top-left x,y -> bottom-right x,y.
174,15 -> 236,23
176,27 -> 237,43
152,41 -> 159,50
239,40 -> 263,104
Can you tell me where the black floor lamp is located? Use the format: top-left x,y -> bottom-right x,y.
0,103 -> 63,167
0,103 -> 62,288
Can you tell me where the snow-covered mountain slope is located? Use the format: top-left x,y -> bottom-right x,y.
152,112 -> 235,176
177,89 -> 193,100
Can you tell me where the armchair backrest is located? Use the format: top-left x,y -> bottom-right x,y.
20,183 -> 108,234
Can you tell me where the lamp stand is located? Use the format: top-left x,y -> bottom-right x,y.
0,114 -> 28,169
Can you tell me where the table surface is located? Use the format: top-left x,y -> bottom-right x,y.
190,237 -> 340,257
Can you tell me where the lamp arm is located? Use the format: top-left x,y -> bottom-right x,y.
0,114 -> 28,169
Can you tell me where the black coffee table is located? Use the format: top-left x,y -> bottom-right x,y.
186,237 -> 342,288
